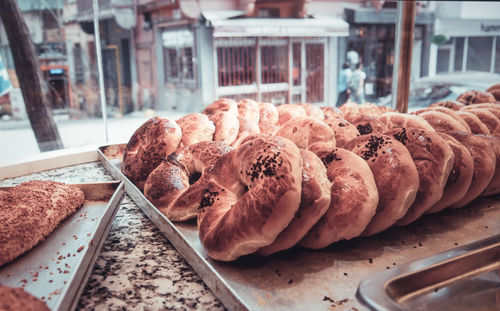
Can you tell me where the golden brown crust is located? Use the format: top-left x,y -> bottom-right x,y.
259,122 -> 280,135
417,111 -> 469,133
258,102 -> 279,125
378,112 -> 436,132
0,285 -> 49,311
479,135 -> 500,196
322,115 -> 360,147
301,148 -> 378,249
122,117 -> 182,191
456,111 -> 491,135
276,117 -> 336,151
348,115 -> 389,136
340,103 -> 392,122
237,98 -> 260,124
320,106 -> 343,120
176,113 -> 215,148
429,100 -> 465,111
202,98 -> 238,115
446,132 -> 496,208
0,181 -> 85,267
344,134 -> 419,236
458,108 -> 500,134
414,107 -> 471,132
298,103 -> 325,120
386,128 -> 454,226
231,116 -> 261,148
208,111 -> 240,145
457,90 -> 496,105
198,135 -> 303,261
486,84 -> 500,102
144,141 -> 232,221
427,133 -> 474,213
276,104 -> 307,125
258,149 -> 330,255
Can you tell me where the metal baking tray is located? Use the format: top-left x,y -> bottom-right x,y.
357,234 -> 500,311
0,180 -> 125,311
98,143 -> 500,311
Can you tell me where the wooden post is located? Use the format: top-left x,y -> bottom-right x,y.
392,1 -> 415,113
0,0 -> 63,151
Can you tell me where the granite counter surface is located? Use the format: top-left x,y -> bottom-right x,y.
0,161 -> 225,311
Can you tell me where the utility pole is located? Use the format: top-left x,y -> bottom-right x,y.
0,0 -> 63,151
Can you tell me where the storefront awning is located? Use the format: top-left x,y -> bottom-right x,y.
205,14 -> 349,37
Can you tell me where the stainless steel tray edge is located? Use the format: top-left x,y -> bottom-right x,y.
63,182 -> 125,311
97,147 -> 250,311
357,234 -> 500,311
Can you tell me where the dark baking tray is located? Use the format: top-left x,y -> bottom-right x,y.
98,143 -> 500,311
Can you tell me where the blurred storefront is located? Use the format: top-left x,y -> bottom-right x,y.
136,0 -> 348,113
74,0 -> 136,116
430,1 -> 500,76
343,1 -> 434,101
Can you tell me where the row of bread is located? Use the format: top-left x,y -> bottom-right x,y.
120,85 -> 500,261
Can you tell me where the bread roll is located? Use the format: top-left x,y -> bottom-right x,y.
231,116 -> 261,148
301,148 -> 378,249
386,128 -> 454,226
277,104 -> 307,125
122,117 -> 182,191
237,98 -> 260,124
198,135 -> 303,261
322,115 -> 360,147
258,102 -> 279,125
144,141 -> 232,221
0,181 -> 85,266
486,84 -> 500,102
456,111 -> 491,135
458,108 -> 500,134
276,117 -> 336,151
0,285 -> 49,311
479,135 -> 500,196
348,115 -> 389,135
427,133 -> 474,213
176,113 -> 215,147
299,103 -> 325,120
378,112 -> 435,132
345,134 -> 419,235
429,100 -> 465,111
414,107 -> 471,132
417,111 -> 469,133
209,111 -> 240,145
258,149 -> 330,255
456,90 -> 496,105
320,106 -> 343,120
446,132 -> 496,208
203,98 -> 238,115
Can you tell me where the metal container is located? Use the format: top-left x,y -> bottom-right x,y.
99,144 -> 500,311
0,154 -> 125,311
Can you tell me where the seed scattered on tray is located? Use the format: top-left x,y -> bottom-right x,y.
386,266 -> 390,269
343,272 -> 348,276
393,262 -> 396,266
288,279 -> 293,284
368,258 -> 373,264
87,233 -> 91,236
49,280 -> 53,283
485,225 -> 489,229
73,235 -> 78,240
20,279 -> 27,283
77,245 -> 85,252
418,242 -> 423,247
62,243 -> 66,246
454,242 -> 458,246
322,296 -> 334,303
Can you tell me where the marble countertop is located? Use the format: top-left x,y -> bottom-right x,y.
0,161 -> 225,311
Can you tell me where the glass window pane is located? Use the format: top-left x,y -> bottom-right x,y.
436,48 -> 450,73
454,37 -> 464,71
495,36 -> 500,74
466,36 -> 493,72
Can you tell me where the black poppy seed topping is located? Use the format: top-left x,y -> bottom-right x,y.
357,123 -> 373,135
361,135 -> 389,161
198,189 -> 219,211
338,123 -> 345,127
321,151 -> 342,166
245,151 -> 283,182
393,128 -> 409,145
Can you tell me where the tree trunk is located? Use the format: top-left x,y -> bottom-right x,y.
0,0 -> 63,151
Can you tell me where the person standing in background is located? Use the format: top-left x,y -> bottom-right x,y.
337,62 -> 352,107
348,62 -> 366,105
